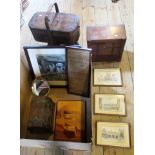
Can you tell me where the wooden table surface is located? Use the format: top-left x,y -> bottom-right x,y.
20,0 -> 134,155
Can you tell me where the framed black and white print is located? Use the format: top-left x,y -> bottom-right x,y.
24,46 -> 67,87
96,122 -> 130,148
94,94 -> 126,115
94,68 -> 122,86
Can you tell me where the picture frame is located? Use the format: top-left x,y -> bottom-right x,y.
93,68 -> 122,86
24,46 -> 67,87
54,100 -> 86,142
96,122 -> 130,148
67,47 -> 91,97
94,94 -> 126,115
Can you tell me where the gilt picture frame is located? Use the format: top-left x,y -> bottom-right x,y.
93,68 -> 122,86
94,94 -> 126,116
96,122 -> 130,148
24,46 -> 67,87
54,100 -> 86,142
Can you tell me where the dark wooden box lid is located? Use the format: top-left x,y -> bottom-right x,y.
86,25 -> 126,42
28,96 -> 54,130
29,12 -> 79,32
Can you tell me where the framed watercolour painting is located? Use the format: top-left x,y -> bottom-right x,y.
24,46 -> 67,87
67,47 -> 91,97
94,94 -> 126,115
94,68 -> 122,86
54,100 -> 86,142
96,122 -> 130,148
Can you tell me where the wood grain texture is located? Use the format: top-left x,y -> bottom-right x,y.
20,60 -> 33,138
20,0 -> 133,154
20,147 -> 27,155
82,6 -> 95,47
70,0 -> 83,45
26,147 -> 44,155
44,148 -> 55,155
118,0 -> 134,82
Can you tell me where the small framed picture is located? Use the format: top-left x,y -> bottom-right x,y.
67,47 -> 91,97
24,46 -> 67,87
94,94 -> 126,115
94,68 -> 122,86
96,122 -> 130,148
54,100 -> 86,142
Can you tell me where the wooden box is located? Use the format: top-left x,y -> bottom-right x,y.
21,89 -> 92,151
21,46 -> 92,152
27,96 -> 55,133
86,25 -> 126,62
29,3 -> 80,45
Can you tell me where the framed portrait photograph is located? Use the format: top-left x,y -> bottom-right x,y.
93,68 -> 122,86
94,94 -> 126,115
24,46 -> 67,87
96,122 -> 130,148
67,47 -> 91,97
54,100 -> 86,142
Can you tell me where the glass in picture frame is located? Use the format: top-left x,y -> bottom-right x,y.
94,68 -> 122,86
94,94 -> 126,116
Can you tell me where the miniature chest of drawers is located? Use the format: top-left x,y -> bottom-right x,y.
86,25 -> 126,62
